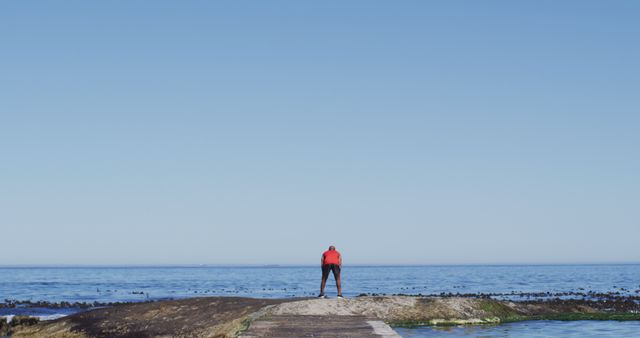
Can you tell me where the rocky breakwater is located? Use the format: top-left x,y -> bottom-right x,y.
10,296 -> 640,337
10,297 -> 289,338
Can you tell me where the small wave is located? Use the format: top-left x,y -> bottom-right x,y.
2,313 -> 68,322
37,314 -> 68,321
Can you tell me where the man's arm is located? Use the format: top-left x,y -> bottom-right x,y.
321,254 -> 324,266
339,254 -> 342,267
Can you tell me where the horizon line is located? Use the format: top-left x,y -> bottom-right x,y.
1,261 -> 639,268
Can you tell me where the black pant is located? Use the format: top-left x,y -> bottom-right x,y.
322,264 -> 341,279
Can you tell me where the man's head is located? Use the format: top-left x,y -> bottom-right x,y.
329,245 -> 336,251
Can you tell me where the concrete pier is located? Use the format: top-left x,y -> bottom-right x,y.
239,315 -> 401,338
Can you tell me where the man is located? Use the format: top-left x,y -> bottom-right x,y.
319,245 -> 343,298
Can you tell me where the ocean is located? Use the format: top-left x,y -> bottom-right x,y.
1,264 -> 639,337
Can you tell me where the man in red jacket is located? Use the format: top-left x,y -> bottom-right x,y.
319,245 -> 343,298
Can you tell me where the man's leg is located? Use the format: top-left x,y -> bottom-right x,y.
320,265 -> 329,296
333,265 -> 342,296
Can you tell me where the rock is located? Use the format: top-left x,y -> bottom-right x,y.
10,316 -> 40,327
10,296 -> 640,337
0,317 -> 9,337
0,316 -> 40,337
12,297 -> 289,338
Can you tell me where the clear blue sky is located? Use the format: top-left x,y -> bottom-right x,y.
1,1 -> 639,265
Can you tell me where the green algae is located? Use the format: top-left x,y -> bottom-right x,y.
234,317 -> 253,336
478,299 -> 520,319
389,317 -> 501,328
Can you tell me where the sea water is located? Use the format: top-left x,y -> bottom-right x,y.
395,320 -> 640,337
1,264 -> 639,336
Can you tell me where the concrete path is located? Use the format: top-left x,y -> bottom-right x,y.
239,315 -> 402,338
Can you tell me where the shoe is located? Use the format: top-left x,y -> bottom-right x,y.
337,294 -> 344,299
318,294 -> 326,298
